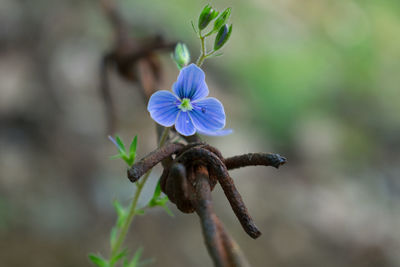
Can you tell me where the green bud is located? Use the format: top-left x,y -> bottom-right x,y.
171,43 -> 190,69
214,24 -> 232,51
198,4 -> 219,30
213,8 -> 231,33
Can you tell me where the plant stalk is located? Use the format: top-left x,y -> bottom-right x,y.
109,127 -> 170,266
196,35 -> 207,66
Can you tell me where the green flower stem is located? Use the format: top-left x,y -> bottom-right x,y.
109,127 -> 170,266
196,33 -> 207,67
196,33 -> 216,67
158,127 -> 170,147
109,170 -> 151,265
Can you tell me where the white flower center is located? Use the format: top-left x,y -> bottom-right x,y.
178,98 -> 193,112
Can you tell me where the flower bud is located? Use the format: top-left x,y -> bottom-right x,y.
214,24 -> 232,51
171,43 -> 190,69
198,4 -> 219,30
213,7 -> 231,33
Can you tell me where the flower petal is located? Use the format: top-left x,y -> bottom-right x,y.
197,128 -> 233,136
147,90 -> 180,127
173,64 -> 209,100
175,111 -> 196,136
190,97 -> 225,132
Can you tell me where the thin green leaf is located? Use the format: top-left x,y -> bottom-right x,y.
208,52 -> 224,58
147,191 -> 174,216
115,136 -> 126,153
153,181 -> 162,198
110,226 -> 118,248
125,247 -> 143,267
126,158 -> 134,167
148,199 -> 156,207
191,20 -> 198,34
110,154 -> 123,160
138,258 -> 155,267
122,155 -> 134,167
113,200 -> 125,217
147,186 -> 159,207
88,254 -> 108,267
157,196 -> 169,205
162,204 -> 174,217
113,200 -> 127,228
146,181 -> 173,216
147,180 -> 162,207
129,136 -> 137,159
134,209 -> 145,215
121,154 -> 129,160
110,249 -> 127,265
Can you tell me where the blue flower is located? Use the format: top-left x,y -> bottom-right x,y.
147,64 -> 229,136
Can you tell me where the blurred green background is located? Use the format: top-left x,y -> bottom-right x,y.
1,0 -> 400,266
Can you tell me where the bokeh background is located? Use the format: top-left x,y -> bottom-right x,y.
1,0 -> 400,266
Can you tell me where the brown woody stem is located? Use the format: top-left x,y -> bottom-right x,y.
177,147 -> 261,239
194,165 -> 227,267
127,143 -> 184,182
224,153 -> 287,170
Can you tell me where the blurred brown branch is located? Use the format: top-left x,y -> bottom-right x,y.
100,0 -> 176,133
